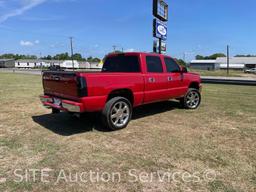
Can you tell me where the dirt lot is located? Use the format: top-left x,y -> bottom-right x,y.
0,73 -> 255,192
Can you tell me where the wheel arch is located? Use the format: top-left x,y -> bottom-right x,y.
107,89 -> 134,106
189,82 -> 200,90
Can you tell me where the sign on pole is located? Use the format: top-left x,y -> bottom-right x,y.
153,0 -> 168,21
153,0 -> 168,54
153,19 -> 167,40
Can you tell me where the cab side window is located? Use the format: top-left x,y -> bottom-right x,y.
164,57 -> 181,73
146,56 -> 163,73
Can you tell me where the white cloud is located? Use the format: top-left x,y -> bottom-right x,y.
50,42 -> 64,48
20,39 -> 40,46
0,0 -> 47,24
20,40 -> 34,46
125,48 -> 135,52
0,0 -> 76,23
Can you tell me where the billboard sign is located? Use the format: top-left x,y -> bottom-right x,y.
153,0 -> 168,21
153,39 -> 167,54
153,19 -> 167,40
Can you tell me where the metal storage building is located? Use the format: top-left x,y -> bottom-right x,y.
216,57 -> 256,70
189,60 -> 220,71
0,59 -> 15,68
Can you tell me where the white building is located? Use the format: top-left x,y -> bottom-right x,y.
0,59 -> 15,68
190,60 -> 219,71
15,60 -> 39,68
190,57 -> 256,70
15,60 -> 79,69
60,60 -> 80,69
216,57 -> 256,69
14,59 -> 103,69
79,62 -> 91,69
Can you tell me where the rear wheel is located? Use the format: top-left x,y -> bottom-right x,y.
180,88 -> 201,109
52,108 -> 60,114
102,97 -> 132,131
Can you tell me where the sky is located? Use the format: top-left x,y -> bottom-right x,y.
0,0 -> 256,60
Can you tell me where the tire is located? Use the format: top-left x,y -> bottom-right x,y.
180,88 -> 201,109
102,97 -> 132,131
52,108 -> 60,114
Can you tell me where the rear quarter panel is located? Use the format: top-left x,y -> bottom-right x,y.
79,73 -> 144,111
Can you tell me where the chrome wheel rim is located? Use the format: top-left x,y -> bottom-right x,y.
110,101 -> 130,127
186,91 -> 200,109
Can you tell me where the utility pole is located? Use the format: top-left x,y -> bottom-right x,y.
227,45 -> 230,76
39,52 -> 42,72
159,39 -> 162,54
70,37 -> 74,71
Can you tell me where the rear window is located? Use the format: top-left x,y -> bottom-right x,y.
146,56 -> 163,73
102,55 -> 140,72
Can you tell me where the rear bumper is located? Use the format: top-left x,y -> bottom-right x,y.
40,95 -> 84,113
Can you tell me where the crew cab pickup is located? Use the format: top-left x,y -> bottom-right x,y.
40,52 -> 202,130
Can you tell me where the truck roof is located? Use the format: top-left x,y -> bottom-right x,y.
107,52 -> 170,58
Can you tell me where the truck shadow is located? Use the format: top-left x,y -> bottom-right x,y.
32,100 -> 181,136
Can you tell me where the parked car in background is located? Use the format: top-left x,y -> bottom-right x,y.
40,52 -> 202,130
244,68 -> 256,74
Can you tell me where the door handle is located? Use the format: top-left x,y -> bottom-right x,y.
168,77 -> 173,81
148,77 -> 155,83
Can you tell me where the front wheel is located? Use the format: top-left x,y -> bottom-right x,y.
102,97 -> 132,131
180,88 -> 201,109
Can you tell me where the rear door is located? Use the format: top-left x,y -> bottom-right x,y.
164,57 -> 187,98
144,55 -> 169,103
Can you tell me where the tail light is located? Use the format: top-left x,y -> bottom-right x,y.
76,76 -> 88,97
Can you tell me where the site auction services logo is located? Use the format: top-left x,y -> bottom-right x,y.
0,168 -> 217,185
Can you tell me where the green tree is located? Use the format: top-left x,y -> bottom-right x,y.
195,55 -> 205,60
0,54 -> 38,60
235,54 -> 256,57
43,55 -> 52,60
195,53 -> 226,60
176,59 -> 187,67
73,53 -> 84,61
53,52 -> 70,60
92,58 -> 101,63
87,56 -> 93,62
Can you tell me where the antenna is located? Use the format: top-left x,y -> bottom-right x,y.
113,45 -> 117,52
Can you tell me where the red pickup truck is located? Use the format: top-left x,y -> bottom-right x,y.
40,52 -> 202,130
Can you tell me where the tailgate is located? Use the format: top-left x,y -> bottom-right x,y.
43,71 -> 84,99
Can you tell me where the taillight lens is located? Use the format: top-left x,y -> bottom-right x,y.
76,76 -> 88,97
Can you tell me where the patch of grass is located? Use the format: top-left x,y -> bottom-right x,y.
0,73 -> 255,191
208,180 -> 237,192
189,69 -> 248,77
34,140 -> 61,166
33,139 -> 60,154
1,180 -> 33,192
0,138 -> 22,150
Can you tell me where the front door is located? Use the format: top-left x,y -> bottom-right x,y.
144,56 -> 169,103
164,57 -> 187,98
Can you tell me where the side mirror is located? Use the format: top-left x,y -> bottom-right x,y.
181,67 -> 188,73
